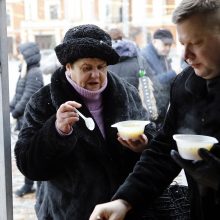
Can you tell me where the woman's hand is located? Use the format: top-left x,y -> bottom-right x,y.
56,101 -> 81,134
89,199 -> 131,220
117,134 -> 148,153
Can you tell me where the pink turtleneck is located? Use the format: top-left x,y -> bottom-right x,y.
65,71 -> 107,138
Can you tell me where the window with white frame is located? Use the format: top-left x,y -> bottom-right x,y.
24,0 -> 38,20
49,4 -> 59,19
45,0 -> 60,20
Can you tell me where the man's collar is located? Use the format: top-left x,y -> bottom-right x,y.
185,69 -> 207,98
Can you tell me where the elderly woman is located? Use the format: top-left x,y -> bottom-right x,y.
14,24 -> 153,220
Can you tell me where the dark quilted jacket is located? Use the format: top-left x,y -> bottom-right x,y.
10,42 -> 44,130
108,39 -> 153,90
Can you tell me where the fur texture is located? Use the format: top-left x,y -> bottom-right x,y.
14,68 -> 150,220
55,24 -> 119,65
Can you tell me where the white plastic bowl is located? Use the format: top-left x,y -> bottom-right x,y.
111,120 -> 150,139
173,134 -> 218,161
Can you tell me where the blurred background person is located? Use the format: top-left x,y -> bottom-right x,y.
40,51 -> 60,75
10,42 -> 44,197
108,28 -> 159,123
108,36 -> 150,90
40,50 -> 61,85
141,29 -> 177,130
108,27 -> 125,42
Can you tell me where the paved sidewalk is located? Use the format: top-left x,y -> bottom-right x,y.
11,132 -> 37,220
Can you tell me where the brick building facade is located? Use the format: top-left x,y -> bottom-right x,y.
6,0 -> 180,57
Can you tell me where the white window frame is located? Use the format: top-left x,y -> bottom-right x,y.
45,0 -> 61,20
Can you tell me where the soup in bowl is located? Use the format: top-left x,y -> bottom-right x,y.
173,134 -> 218,161
111,120 -> 150,139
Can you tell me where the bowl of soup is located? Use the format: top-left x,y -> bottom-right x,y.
111,120 -> 150,139
173,134 -> 218,161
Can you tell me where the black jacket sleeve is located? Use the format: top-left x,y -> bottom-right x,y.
111,83 -> 181,212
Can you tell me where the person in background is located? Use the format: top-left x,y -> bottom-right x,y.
108,28 -> 142,88
141,28 -> 177,129
10,42 -> 44,197
108,39 -> 141,89
40,50 -> 61,85
89,0 -> 220,219
14,24 -> 156,220
108,28 -> 159,124
108,27 -> 124,42
40,51 -> 61,75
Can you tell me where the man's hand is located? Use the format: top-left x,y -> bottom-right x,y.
117,134 -> 148,153
89,199 -> 131,220
171,148 -> 220,190
56,101 -> 81,134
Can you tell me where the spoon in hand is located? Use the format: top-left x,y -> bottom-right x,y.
75,109 -> 95,130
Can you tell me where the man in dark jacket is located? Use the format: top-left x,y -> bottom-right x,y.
10,42 -> 44,197
89,0 -> 220,219
141,28 -> 176,129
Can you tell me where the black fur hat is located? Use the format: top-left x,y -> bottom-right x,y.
55,24 -> 120,66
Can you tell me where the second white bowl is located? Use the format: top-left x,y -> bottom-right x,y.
173,134 -> 218,161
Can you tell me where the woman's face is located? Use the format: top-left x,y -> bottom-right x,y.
66,58 -> 108,91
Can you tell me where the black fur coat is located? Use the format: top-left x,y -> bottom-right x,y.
14,67 -> 150,220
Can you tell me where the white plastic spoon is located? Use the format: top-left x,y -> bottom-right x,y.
75,109 -> 95,130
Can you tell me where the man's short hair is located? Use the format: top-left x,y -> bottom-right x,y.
108,28 -> 125,41
172,0 -> 220,24
153,29 -> 173,44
